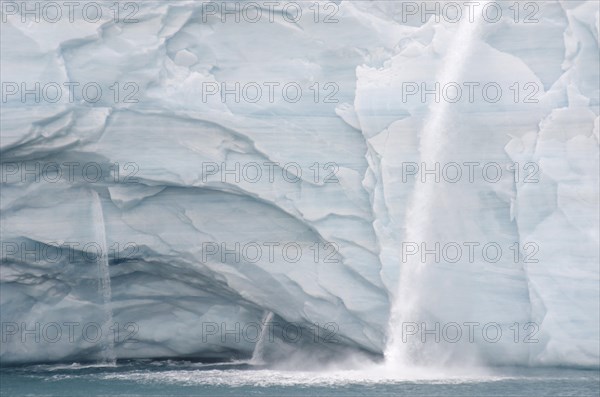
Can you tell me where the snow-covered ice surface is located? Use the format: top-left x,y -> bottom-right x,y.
1,0 -> 598,370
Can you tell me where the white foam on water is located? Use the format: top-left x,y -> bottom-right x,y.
98,366 -> 500,387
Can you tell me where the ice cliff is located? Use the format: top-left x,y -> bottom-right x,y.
1,1 -> 598,368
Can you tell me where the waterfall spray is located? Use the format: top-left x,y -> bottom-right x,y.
385,5 -> 488,369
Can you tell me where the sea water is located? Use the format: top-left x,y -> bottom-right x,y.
1,360 -> 598,397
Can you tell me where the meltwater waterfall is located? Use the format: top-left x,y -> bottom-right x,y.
91,190 -> 117,365
250,311 -> 275,365
1,0 -> 598,373
384,4 -> 489,369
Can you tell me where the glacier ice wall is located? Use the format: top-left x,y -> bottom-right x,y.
0,1 -> 598,368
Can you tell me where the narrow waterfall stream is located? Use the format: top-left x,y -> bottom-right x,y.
250,311 -> 275,365
91,190 -> 117,365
